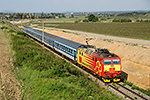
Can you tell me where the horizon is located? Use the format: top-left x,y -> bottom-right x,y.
0,0 -> 150,13
0,10 -> 150,14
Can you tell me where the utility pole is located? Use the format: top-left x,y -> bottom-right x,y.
42,19 -> 44,47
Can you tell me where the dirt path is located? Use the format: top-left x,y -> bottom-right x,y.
0,28 -> 21,99
45,27 -> 150,46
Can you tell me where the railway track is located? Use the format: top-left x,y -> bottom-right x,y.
9,24 -> 150,100
108,82 -> 150,100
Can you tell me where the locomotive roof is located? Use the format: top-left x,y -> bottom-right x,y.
78,46 -> 118,58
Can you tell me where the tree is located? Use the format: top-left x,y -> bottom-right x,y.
88,14 -> 96,21
44,13 -> 47,18
62,13 -> 65,18
95,17 -> 98,21
23,13 -> 27,19
51,12 -> 54,16
41,12 -> 44,17
71,14 -> 74,18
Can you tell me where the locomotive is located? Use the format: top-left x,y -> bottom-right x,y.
23,26 -> 122,82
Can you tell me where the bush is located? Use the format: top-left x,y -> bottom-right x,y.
83,19 -> 89,22
136,19 -> 140,22
1,26 -> 8,29
74,20 -> 78,23
112,19 -> 119,22
8,29 -> 15,33
92,19 -> 96,22
143,20 -> 150,22
112,19 -> 132,22
17,31 -> 26,36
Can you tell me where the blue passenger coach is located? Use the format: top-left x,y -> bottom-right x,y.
23,26 -> 85,60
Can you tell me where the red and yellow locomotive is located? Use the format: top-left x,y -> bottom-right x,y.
77,45 -> 121,82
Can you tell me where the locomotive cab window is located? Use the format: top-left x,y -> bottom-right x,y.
104,59 -> 111,65
113,59 -> 120,64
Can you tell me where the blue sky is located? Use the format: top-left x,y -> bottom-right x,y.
0,0 -> 150,13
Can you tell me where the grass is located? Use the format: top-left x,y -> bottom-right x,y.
62,30 -> 80,35
123,80 -> 150,96
1,22 -> 122,100
34,22 -> 150,40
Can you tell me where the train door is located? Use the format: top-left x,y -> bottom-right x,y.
96,59 -> 103,76
77,49 -> 83,65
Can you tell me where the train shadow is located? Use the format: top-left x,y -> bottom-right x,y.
120,71 -> 128,82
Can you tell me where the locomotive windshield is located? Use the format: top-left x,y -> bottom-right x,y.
113,59 -> 120,64
104,59 -> 120,65
104,59 -> 111,65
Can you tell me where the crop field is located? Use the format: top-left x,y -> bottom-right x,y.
45,16 -> 85,23
39,22 -> 150,40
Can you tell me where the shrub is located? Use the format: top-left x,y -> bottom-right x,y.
8,29 -> 15,33
83,19 -> 89,22
74,20 -> 78,23
1,26 -> 8,29
17,31 -> 26,36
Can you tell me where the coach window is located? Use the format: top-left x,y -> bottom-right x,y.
72,50 -> 75,55
71,50 -> 73,55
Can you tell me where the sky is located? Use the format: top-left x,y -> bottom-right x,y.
0,0 -> 150,13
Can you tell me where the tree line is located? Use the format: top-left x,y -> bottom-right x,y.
0,12 -> 66,20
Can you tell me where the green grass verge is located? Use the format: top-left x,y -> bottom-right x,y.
1,23 -> 122,100
123,80 -> 150,96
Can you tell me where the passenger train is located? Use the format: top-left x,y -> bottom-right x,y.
23,26 -> 122,82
